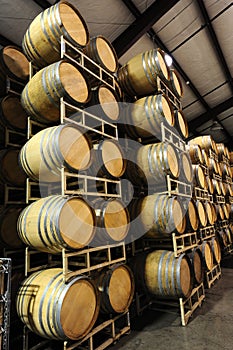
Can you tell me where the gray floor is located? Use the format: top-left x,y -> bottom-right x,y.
114,256 -> 233,350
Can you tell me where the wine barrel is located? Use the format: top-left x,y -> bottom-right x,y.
189,135 -> 215,152
117,48 -> 169,97
174,110 -> 189,139
21,60 -> 91,124
210,202 -> 217,223
186,144 -> 203,164
90,139 -> 126,178
22,2 -> 89,68
204,201 -> 215,225
221,162 -> 230,178
17,195 -> 96,253
208,158 -> 218,175
16,268 -> 99,340
19,124 -> 92,182
200,241 -> 213,271
215,204 -> 225,220
168,69 -> 183,98
220,181 -> 227,196
183,198 -> 199,232
144,250 -> 193,298
210,237 -> 221,264
225,227 -> 233,244
0,95 -> 27,131
222,203 -> 230,219
130,194 -> 186,236
212,179 -> 221,195
0,148 -> 27,186
187,247 -> 204,285
206,176 -> 214,194
180,151 -> 193,183
134,142 -> 180,185
216,143 -> 226,159
0,46 -> 29,96
202,149 -> 210,167
192,164 -> 207,189
87,84 -> 120,121
0,206 -> 24,249
124,93 -> 174,140
96,264 -> 134,314
196,200 -> 207,227
91,198 -> 129,245
84,36 -> 118,73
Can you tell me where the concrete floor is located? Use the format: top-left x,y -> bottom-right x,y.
114,256 -> 233,350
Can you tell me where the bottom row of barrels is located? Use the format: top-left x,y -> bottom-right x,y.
14,241 -> 222,342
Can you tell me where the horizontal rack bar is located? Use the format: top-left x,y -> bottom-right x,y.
212,174 -> 222,181
193,187 -> 209,201
154,175 -> 192,198
214,194 -> 225,204
198,226 -> 215,241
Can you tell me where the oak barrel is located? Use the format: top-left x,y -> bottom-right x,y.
0,46 -> 29,96
192,164 -> 207,189
202,149 -> 210,167
210,237 -> 221,264
204,201 -> 215,225
208,158 -> 218,175
84,36 -> 118,73
144,250 -> 193,298
168,69 -> 183,98
118,48 -> 169,97
183,198 -> 199,232
22,1 -> 89,68
225,227 -> 233,244
187,247 -> 204,285
212,179 -> 221,195
17,195 -> 96,253
179,151 -> 193,184
0,206 -> 24,249
96,264 -> 134,314
21,60 -> 90,124
0,148 -> 27,186
130,194 -> 186,236
187,144 -> 204,164
206,176 -> 214,194
189,135 -> 215,152
16,268 -> 99,340
174,110 -> 189,139
90,139 -> 126,178
91,198 -> 129,245
200,241 -> 213,271
87,84 -> 120,121
196,200 -> 207,227
124,93 -> 174,140
0,95 -> 27,131
19,124 -> 92,182
215,204 -> 225,220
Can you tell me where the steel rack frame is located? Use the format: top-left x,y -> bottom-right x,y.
0,258 -> 11,350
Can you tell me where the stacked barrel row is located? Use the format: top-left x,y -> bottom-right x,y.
0,2 -> 135,348
187,135 -> 233,275
117,46 -> 202,302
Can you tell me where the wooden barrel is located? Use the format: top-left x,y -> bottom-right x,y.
174,110 -> 189,139
202,149 -> 210,167
183,198 -> 199,232
0,45 -> 29,96
208,158 -> 218,175
196,200 -> 207,227
204,201 -> 215,225
215,204 -> 225,220
222,203 -> 230,219
210,237 -> 221,264
91,198 -> 129,245
87,84 -> 120,121
187,247 -> 204,285
180,152 -> 193,183
189,135 -> 215,152
117,48 -> 170,97
168,69 -> 183,98
206,176 -> 214,194
0,206 -> 24,249
130,194 -> 186,236
84,36 -> 118,73
186,144 -> 203,164
216,143 -> 226,158
17,195 -> 96,253
220,163 -> 230,178
220,181 -> 227,196
0,148 -> 27,186
144,250 -> 193,298
200,241 -> 213,271
0,95 -> 27,131
210,202 -> 217,223
192,164 -> 207,189
19,124 -> 92,182
96,264 -> 134,314
22,2 -> 89,68
124,93 -> 174,140
90,139 -> 126,178
134,142 -> 180,185
225,227 -> 233,244
21,60 -> 91,124
212,179 -> 221,195
226,183 -> 233,196
16,268 -> 99,340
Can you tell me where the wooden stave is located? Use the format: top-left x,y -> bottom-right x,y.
200,241 -> 213,271
210,237 -> 221,264
187,247 -> 204,285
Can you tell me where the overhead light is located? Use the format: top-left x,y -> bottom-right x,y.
210,120 -> 223,131
165,54 -> 173,67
